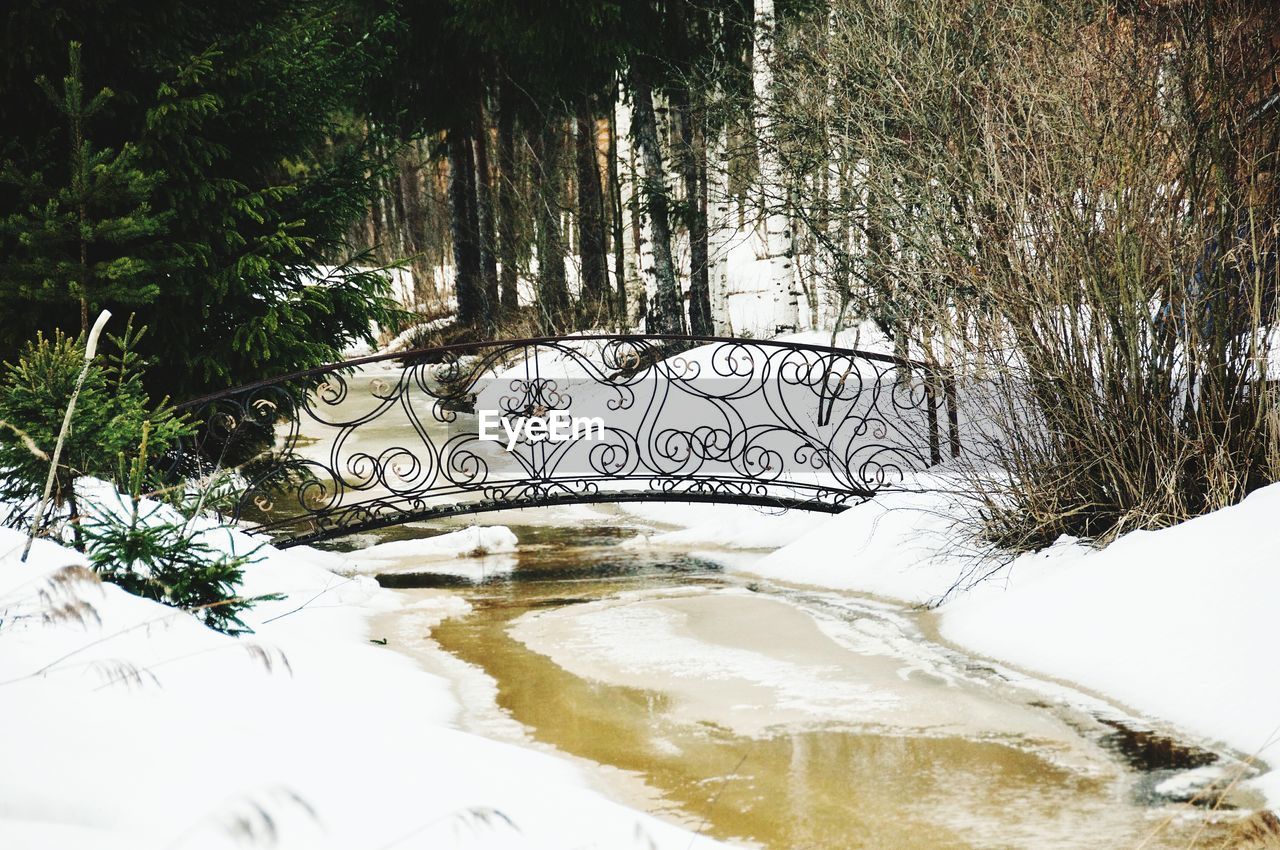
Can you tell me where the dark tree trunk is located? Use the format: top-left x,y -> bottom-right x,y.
607,100 -> 627,329
369,135 -> 386,251
496,77 -> 520,315
575,102 -> 610,327
448,127 -> 482,326
675,89 -> 712,336
628,66 -> 684,335
473,100 -> 499,324
529,119 -> 570,332
401,140 -> 437,300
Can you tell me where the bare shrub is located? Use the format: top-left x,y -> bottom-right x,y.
775,0 -> 1280,549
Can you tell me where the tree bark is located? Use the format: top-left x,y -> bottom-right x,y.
406,139 -> 438,302
628,65 -> 685,335
752,0 -> 799,335
496,76 -> 520,315
529,119 -> 571,332
473,101 -> 499,325
607,101 -> 627,329
575,102 -> 611,327
614,91 -> 645,327
675,89 -> 712,336
707,121 -> 733,334
448,127 -> 482,326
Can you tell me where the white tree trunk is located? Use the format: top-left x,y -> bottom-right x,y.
819,130 -> 843,331
638,242 -> 657,327
753,0 -> 800,336
636,88 -> 669,330
635,137 -> 657,328
707,122 -> 733,335
614,97 -> 645,328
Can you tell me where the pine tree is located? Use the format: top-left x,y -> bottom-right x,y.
0,3 -> 400,398
0,42 -> 167,334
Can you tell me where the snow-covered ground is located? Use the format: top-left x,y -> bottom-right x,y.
5,467 -> 1278,848
0,511 -> 731,849
631,475 -> 1280,809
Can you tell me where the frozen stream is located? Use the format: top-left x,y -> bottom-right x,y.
339,509 -> 1249,850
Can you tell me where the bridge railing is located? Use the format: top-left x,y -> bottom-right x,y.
172,335 -> 959,546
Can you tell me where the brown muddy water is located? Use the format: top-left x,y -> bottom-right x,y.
341,513 -> 1251,850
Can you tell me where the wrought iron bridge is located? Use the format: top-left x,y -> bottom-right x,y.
174,335 -> 959,547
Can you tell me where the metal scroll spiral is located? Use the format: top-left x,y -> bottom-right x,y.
169,336 -> 954,546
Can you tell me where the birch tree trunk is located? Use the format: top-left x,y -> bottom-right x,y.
613,94 -> 646,328
607,102 -> 628,328
752,0 -> 799,335
707,122 -> 733,334
628,64 -> 685,336
636,174 -> 656,326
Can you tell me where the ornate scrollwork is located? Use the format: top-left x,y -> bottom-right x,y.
171,335 -> 957,546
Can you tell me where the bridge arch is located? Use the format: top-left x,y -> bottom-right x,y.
174,335 -> 958,547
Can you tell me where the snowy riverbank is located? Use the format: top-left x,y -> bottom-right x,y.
633,480 -> 1280,809
5,457 -> 1277,846
0,515 -> 730,850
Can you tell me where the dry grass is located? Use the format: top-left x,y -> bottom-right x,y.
0,563 -> 102,633
1221,811 -> 1280,849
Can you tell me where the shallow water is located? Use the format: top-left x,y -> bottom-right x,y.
364,515 -> 1243,849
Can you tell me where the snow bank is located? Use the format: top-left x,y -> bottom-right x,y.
0,506 -> 731,849
342,526 -> 520,582
939,483 -> 1280,804
734,473 -> 1280,806
343,526 -> 518,574
742,471 -> 985,604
